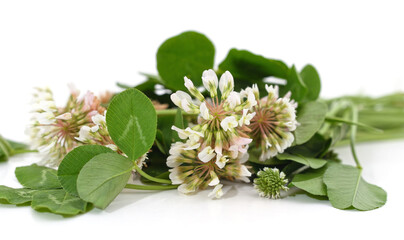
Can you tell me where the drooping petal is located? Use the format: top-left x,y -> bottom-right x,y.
208,184 -> 224,199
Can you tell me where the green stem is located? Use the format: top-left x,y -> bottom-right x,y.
324,117 -> 383,133
335,128 -> 404,147
290,165 -> 310,179
156,109 -> 198,117
0,135 -> 13,153
125,183 -> 178,190
132,164 -> 172,184
0,135 -> 12,158
350,105 -> 362,169
10,149 -> 38,155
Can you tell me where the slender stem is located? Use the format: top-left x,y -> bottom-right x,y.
324,117 -> 383,133
0,135 -> 11,158
10,149 -> 38,155
132,164 -> 172,184
0,141 -> 9,158
350,105 -> 362,169
125,184 -> 178,190
290,165 -> 310,178
0,135 -> 13,152
156,109 -> 198,117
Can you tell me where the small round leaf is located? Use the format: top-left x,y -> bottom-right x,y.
58,145 -> 114,196
77,153 -> 134,209
157,31 -> 215,90
106,88 -> 157,161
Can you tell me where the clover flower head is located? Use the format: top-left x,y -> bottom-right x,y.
28,87 -> 106,167
253,167 -> 288,199
248,84 -> 298,161
167,70 -> 256,197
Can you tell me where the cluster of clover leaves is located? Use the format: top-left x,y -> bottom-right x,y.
0,31 -> 388,216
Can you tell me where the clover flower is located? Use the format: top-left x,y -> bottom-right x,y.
167,70 -> 256,197
28,87 -> 106,167
253,167 -> 288,199
248,84 -> 298,161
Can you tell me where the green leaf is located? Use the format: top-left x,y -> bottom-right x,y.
280,162 -> 304,176
287,133 -> 331,158
106,88 -> 157,161
157,115 -> 175,153
323,164 -> 387,211
0,185 -> 36,205
77,153 -> 134,209
277,153 -> 327,169
174,108 -> 184,129
0,148 -> 6,162
218,48 -> 289,80
31,189 -> 88,216
0,136 -> 12,161
155,130 -> 167,154
58,145 -> 114,196
15,164 -> 61,190
134,73 -> 164,92
157,31 -> 215,91
300,64 -> 321,101
292,167 -> 327,196
294,101 -> 327,144
0,137 -> 30,161
279,65 -> 308,102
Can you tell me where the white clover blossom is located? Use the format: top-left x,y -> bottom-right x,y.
248,84 -> 298,161
28,87 -> 106,167
167,70 -> 256,196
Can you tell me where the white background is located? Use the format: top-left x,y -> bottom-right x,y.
0,1 -> 403,239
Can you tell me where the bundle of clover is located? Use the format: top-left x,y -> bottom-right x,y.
1,31 -> 403,216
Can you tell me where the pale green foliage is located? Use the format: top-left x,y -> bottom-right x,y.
294,101 -> 327,144
58,145 -> 114,196
300,64 -> 321,101
323,164 -> 387,211
106,88 -> 157,161
31,189 -> 88,216
291,166 -> 328,196
0,186 -> 36,205
76,153 -> 134,209
277,153 -> 327,169
15,164 -> 61,190
218,48 -> 289,80
280,65 -> 308,102
157,31 -> 215,91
